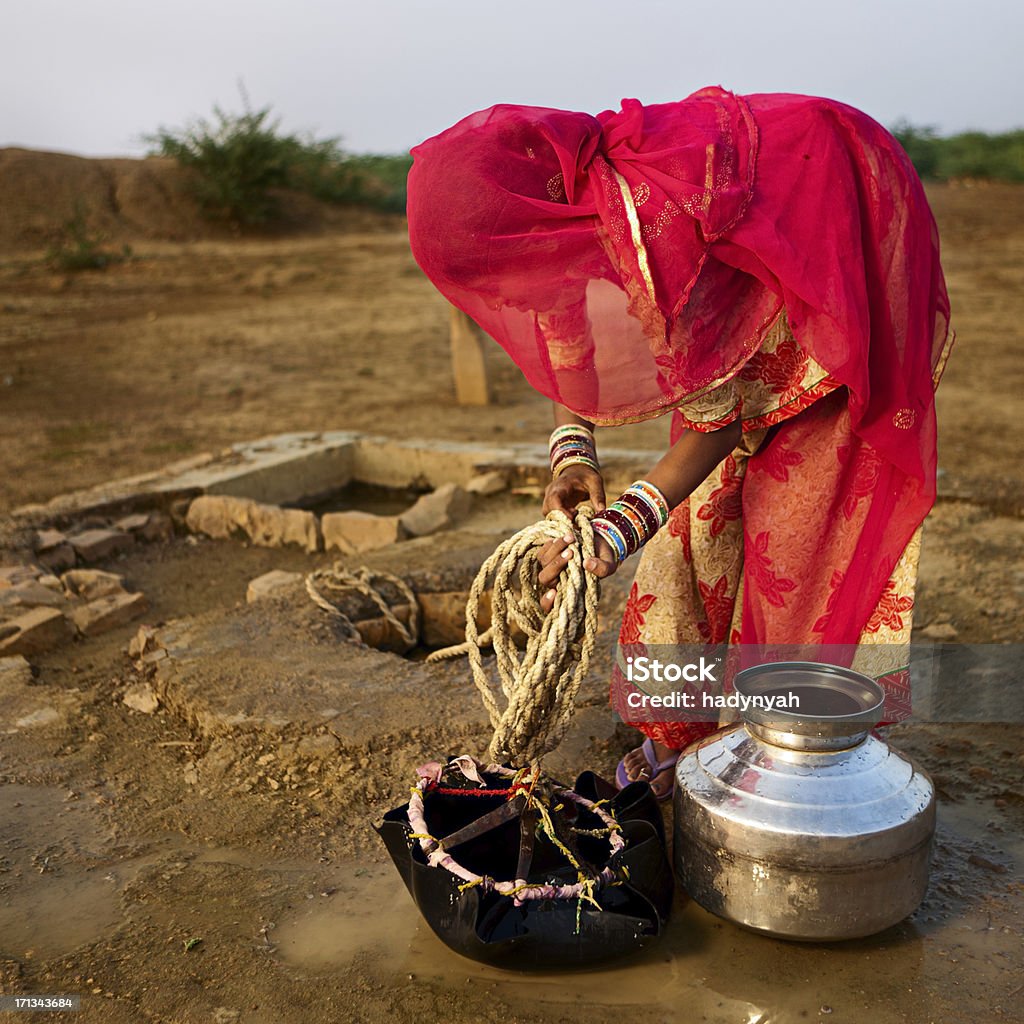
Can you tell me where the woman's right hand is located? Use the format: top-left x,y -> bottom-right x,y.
542,464 -> 606,516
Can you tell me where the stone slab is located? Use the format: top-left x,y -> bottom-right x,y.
0,566 -> 42,589
34,529 -> 68,552
0,581 -> 68,612
149,603 -> 490,749
399,483 -> 471,538
62,569 -> 126,601
12,430 -> 662,530
466,471 -> 508,496
0,607 -> 74,656
186,495 -> 320,553
246,570 -> 305,604
38,544 -> 76,572
71,591 -> 149,637
321,511 -> 405,554
69,528 -> 133,562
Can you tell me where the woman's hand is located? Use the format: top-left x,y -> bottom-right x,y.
536,531 -> 618,614
543,464 -> 606,516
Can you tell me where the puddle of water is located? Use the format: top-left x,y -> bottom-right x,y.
0,872 -> 125,959
0,784 -> 123,958
274,813 -> 1023,1024
271,865 -> 847,1023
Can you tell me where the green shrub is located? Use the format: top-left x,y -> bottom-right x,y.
146,103 -> 364,226
46,204 -> 132,271
344,154 -> 414,213
892,121 -> 1024,183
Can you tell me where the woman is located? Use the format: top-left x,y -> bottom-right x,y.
407,87 -> 953,797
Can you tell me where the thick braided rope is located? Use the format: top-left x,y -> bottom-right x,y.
305,565 -> 420,649
428,507 -> 600,766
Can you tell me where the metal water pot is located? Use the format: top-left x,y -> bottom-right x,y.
673,662 -> 935,940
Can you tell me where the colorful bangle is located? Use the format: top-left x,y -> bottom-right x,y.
591,479 -> 671,563
629,480 -> 670,526
618,491 -> 660,535
549,424 -> 599,479
614,501 -> 650,543
601,507 -> 642,551
552,454 -> 600,478
550,423 -> 595,442
592,519 -> 628,562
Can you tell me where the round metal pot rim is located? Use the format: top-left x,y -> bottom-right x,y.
734,661 -> 886,745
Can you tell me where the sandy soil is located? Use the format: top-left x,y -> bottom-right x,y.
0,177 -> 1022,1024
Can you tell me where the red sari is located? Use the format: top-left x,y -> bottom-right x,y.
407,88 -> 953,749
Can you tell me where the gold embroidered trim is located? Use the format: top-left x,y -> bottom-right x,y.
932,325 -> 956,390
611,168 -> 657,305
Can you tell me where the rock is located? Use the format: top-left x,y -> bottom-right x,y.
114,513 -> 151,533
139,512 -> 174,542
38,543 -> 76,571
246,570 -> 304,604
0,565 -> 41,589
34,528 -> 68,552
128,624 -> 159,659
37,574 -> 63,591
921,622 -> 959,641
123,682 -> 160,714
71,591 -> 149,637
116,511 -> 173,542
0,607 -> 74,656
0,580 -> 67,611
466,470 -> 507,496
69,528 -> 133,562
399,483 -> 472,537
62,569 -> 126,601
0,655 -> 34,687
321,511 -> 406,554
417,590 -> 494,648
185,495 -> 248,538
186,495 -> 320,553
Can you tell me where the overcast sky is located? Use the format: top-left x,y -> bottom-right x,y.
4,0 -> 1022,158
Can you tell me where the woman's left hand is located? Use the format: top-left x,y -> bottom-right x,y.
536,531 -> 618,614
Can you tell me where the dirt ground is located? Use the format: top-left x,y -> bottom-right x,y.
0,173 -> 1022,1024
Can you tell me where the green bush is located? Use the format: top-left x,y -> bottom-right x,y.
46,204 -> 132,272
344,154 -> 413,213
892,121 -> 1024,183
147,103 -> 364,226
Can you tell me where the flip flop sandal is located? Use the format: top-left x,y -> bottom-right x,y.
615,737 -> 680,801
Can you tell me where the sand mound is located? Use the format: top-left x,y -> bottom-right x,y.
0,147 -> 392,252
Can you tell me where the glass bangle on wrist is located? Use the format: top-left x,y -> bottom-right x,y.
591,479 -> 670,563
549,424 -> 599,479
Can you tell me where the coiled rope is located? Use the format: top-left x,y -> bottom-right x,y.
426,506 -> 601,766
305,565 -> 420,650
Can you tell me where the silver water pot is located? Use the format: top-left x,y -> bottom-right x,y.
673,662 -> 935,940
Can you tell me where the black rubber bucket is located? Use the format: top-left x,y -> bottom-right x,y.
376,763 -> 673,970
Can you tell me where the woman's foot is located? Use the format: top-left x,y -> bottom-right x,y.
616,737 -> 679,800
